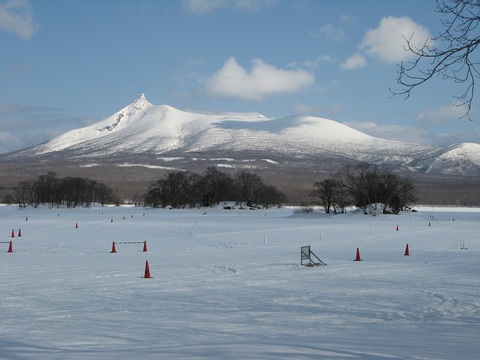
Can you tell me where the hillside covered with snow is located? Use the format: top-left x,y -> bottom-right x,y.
2,94 -> 480,176
0,205 -> 479,359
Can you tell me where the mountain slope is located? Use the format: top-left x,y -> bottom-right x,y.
411,142 -> 480,175
30,93 -> 379,156
2,94 -> 480,176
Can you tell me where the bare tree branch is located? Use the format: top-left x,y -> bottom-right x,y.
391,0 -> 480,120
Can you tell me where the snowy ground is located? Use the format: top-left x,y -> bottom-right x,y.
0,204 -> 478,360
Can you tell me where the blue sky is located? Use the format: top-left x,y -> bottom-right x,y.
1,0 -> 479,154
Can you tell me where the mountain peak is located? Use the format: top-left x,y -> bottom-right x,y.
94,94 -> 152,133
5,94 -> 480,177
126,93 -> 150,116
134,93 -> 147,103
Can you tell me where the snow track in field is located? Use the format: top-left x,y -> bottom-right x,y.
0,205 -> 479,359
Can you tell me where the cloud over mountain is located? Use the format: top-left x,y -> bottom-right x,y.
203,57 -> 315,100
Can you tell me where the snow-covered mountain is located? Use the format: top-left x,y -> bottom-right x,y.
3,94 -> 480,176
409,142 -> 480,175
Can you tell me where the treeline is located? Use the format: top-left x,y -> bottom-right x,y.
7,163 -> 416,213
311,163 -> 416,215
13,172 -> 118,208
144,167 -> 287,209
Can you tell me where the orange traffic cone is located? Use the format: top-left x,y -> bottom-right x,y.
396,225 -> 399,231
404,243 -> 410,256
143,241 -> 148,252
75,222 -> 78,228
11,229 -> 14,238
144,260 -> 151,278
354,247 -> 362,261
8,240 -> 12,253
111,241 -> 117,253
18,228 -> 21,237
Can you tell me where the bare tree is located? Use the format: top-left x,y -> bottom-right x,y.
20,174 -> 116,208
144,168 -> 286,209
393,0 -> 480,119
234,171 -> 263,206
311,179 -> 339,214
198,167 -> 233,206
328,163 -> 416,214
144,171 -> 193,208
15,180 -> 34,207
256,184 -> 287,208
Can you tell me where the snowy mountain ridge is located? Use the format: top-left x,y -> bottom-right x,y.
412,142 -> 480,175
3,94 -> 480,176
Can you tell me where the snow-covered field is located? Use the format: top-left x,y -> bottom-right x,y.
0,204 -> 478,359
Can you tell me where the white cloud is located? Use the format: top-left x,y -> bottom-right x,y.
340,16 -> 432,69
303,55 -> 335,69
293,101 -> 342,117
0,131 -> 21,153
0,103 -> 92,154
0,0 -> 38,40
340,53 -> 366,70
340,14 -> 355,24
309,24 -> 345,41
344,121 -> 433,144
416,105 -> 468,124
292,103 -> 323,115
359,16 -> 432,64
343,118 -> 480,145
182,0 -> 223,14
182,0 -> 277,14
203,57 -> 315,101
